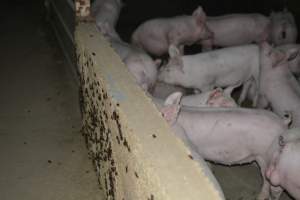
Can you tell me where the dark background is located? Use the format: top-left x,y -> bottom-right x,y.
115,0 -> 300,42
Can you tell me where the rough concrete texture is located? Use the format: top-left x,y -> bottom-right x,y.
0,1 -> 103,200
76,23 -> 224,200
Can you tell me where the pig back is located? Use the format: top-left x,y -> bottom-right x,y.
177,107 -> 286,164
206,14 -> 270,46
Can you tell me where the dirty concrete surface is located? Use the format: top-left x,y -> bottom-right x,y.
0,1 -> 103,200
0,1 -> 295,200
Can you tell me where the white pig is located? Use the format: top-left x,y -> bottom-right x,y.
131,6 -> 213,56
258,42 -> 300,128
92,0 -> 122,36
270,9 -> 298,46
160,92 -> 293,200
266,128 -> 300,200
200,13 -> 270,51
98,23 -> 159,92
158,44 -> 260,106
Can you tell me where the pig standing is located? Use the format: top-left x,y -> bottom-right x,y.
159,92 -> 293,200
92,0 -> 122,36
131,6 -> 213,56
158,44 -> 260,106
257,42 -> 300,127
266,128 -> 300,200
98,23 -> 159,92
200,13 -> 270,51
270,9 -> 298,46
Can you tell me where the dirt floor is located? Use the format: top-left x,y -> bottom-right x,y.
0,1 -> 103,200
0,1 -> 295,200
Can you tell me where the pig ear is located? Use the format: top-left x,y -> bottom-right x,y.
164,92 -> 183,106
192,6 -> 206,23
168,44 -> 180,58
161,92 -> 183,125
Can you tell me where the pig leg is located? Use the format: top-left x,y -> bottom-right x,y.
256,95 -> 270,109
167,31 -> 184,55
256,158 -> 271,200
238,79 -> 252,105
270,185 -> 283,200
200,38 -> 213,52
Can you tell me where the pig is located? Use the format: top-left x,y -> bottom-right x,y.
266,128 -> 300,200
98,23 -> 159,92
181,88 -> 237,108
91,0 -> 122,37
131,6 -> 213,56
277,43 -> 300,75
257,42 -> 300,128
159,92 -> 293,200
246,44 -> 300,106
158,44 -> 260,106
270,9 -> 298,46
200,13 -> 270,51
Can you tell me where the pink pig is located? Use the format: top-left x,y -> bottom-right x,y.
131,6 -> 213,56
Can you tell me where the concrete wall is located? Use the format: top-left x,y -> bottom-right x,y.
75,23 -> 224,200
45,0 -> 77,81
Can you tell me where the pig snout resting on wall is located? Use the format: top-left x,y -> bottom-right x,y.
98,23 -> 159,92
200,13 -> 270,51
270,9 -> 298,46
92,0 -> 123,36
266,128 -> 300,200
181,88 -> 237,108
131,6 -> 213,56
158,44 -> 260,106
159,92 -> 295,200
258,42 -> 300,128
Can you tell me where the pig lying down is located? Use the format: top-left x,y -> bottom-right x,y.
131,6 -> 213,56
200,13 -> 270,51
158,92 -> 299,200
158,44 -> 260,106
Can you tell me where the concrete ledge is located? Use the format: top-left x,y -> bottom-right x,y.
75,22 -> 224,200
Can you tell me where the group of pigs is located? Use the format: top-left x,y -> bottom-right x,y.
92,0 -> 300,199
